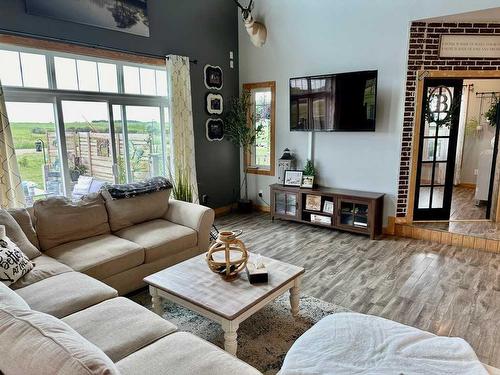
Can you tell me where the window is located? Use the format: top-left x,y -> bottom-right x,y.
0,43 -> 170,204
243,81 -> 276,176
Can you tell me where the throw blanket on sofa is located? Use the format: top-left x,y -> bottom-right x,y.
102,177 -> 173,200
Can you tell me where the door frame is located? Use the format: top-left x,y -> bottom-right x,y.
406,70 -> 500,223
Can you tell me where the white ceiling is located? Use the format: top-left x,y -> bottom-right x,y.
419,7 -> 500,22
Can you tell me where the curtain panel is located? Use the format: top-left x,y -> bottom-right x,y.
166,55 -> 199,203
0,82 -> 25,208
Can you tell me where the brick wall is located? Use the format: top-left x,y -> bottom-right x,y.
397,21 -> 500,217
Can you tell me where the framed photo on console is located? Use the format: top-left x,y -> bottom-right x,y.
305,195 -> 322,211
323,200 -> 334,214
301,175 -> 314,188
206,93 -> 223,115
283,170 -> 303,187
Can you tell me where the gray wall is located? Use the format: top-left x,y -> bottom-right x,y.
0,0 -> 240,208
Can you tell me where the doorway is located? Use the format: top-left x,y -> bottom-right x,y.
412,75 -> 500,223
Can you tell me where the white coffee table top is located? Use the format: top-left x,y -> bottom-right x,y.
144,252 -> 304,320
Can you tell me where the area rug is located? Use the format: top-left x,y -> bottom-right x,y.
129,290 -> 350,374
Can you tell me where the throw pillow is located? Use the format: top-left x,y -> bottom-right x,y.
0,209 -> 41,259
7,208 -> 40,249
0,228 -> 34,286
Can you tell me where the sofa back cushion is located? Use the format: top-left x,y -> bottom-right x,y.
0,307 -> 119,375
7,208 -> 40,249
102,189 -> 171,232
34,194 -> 110,251
0,210 -> 41,259
0,282 -> 29,310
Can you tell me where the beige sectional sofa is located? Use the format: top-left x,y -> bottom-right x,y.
11,189 -> 214,295
0,190 -> 262,374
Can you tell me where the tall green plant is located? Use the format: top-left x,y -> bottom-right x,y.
224,90 -> 263,201
171,168 -> 193,203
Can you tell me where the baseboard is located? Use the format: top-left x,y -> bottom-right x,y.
253,204 -> 270,213
214,204 -> 237,217
383,216 -> 396,235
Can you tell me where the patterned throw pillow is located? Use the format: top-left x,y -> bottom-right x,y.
0,236 -> 34,286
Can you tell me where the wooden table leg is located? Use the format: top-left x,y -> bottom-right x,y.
150,287 -> 163,316
221,320 -> 239,356
290,277 -> 301,317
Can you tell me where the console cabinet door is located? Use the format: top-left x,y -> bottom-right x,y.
272,189 -> 299,220
337,198 -> 371,233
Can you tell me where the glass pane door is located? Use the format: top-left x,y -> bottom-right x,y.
413,79 -> 463,220
5,102 -> 63,205
61,101 -> 114,197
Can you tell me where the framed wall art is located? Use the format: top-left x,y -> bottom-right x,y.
206,118 -> 224,141
25,0 -> 150,37
204,65 -> 223,90
206,93 -> 223,115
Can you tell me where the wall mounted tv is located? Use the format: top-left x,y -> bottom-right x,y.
290,70 -> 377,132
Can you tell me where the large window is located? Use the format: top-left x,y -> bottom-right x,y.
243,81 -> 276,176
0,43 -> 171,204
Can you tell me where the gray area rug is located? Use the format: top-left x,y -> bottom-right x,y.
130,290 -> 349,374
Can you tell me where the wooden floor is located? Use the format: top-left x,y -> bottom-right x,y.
451,186 -> 487,220
216,212 -> 500,368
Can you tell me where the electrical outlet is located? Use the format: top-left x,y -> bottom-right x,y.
230,51 -> 234,59
474,169 -> 479,176
230,61 -> 234,69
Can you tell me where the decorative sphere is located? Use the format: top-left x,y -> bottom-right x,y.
206,231 -> 249,281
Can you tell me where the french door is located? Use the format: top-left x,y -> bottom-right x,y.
413,79 -> 463,221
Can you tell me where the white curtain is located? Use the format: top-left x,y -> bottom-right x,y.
166,55 -> 199,202
454,85 -> 469,186
0,82 -> 25,208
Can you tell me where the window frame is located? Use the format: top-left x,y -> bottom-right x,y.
0,40 -> 172,200
243,81 -> 276,176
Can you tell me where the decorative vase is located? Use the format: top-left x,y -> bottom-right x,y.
206,231 -> 249,281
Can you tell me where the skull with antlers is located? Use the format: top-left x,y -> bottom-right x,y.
233,0 -> 267,48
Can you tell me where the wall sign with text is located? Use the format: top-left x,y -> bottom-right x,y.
439,35 -> 500,58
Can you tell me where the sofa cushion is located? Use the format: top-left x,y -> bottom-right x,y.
15,271 -> 117,318
115,219 -> 197,263
63,297 -> 177,362
45,234 -> 144,280
0,282 -> 29,310
0,209 -> 41,259
116,332 -> 261,375
34,194 -> 110,251
7,207 -> 40,249
10,254 -> 73,290
0,307 -> 119,375
102,189 -> 171,232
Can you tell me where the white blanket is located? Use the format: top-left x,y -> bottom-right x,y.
280,313 -> 487,375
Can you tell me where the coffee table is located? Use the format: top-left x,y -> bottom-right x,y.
144,252 -> 305,356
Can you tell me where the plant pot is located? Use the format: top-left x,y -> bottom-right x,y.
70,170 -> 80,182
238,199 -> 253,213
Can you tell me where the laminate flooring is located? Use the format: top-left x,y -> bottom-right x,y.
216,212 -> 500,368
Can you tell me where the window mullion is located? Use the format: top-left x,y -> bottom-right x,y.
46,54 -> 56,90
54,98 -> 71,196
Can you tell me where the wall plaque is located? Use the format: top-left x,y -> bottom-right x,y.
440,35 -> 500,58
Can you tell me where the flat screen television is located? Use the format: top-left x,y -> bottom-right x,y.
290,70 -> 377,131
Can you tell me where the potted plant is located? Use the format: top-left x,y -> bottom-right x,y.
302,159 -> 316,188
485,100 -> 499,126
69,159 -> 88,182
224,91 -> 263,213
